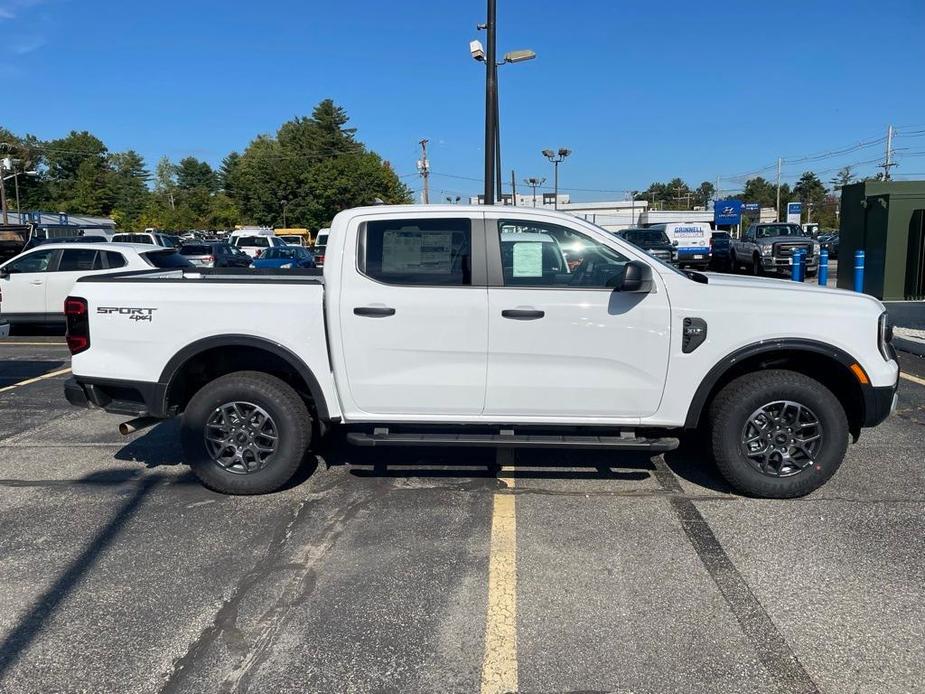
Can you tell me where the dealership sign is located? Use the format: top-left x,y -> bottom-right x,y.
786,202 -> 802,224
713,199 -> 743,225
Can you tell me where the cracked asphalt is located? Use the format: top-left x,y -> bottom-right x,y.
0,337 -> 923,693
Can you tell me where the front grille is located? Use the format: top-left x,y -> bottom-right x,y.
774,242 -> 812,258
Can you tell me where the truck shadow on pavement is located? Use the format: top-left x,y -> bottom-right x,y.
0,360 -> 66,387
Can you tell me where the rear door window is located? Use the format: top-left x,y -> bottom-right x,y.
57,249 -> 100,271
360,218 -> 472,286
103,252 -> 127,269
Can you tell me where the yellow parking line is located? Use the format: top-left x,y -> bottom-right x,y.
900,372 -> 925,387
481,463 -> 517,694
0,367 -> 71,394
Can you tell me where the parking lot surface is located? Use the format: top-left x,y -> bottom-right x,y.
0,337 -> 923,693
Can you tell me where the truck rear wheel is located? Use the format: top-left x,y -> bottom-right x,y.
181,371 -> 312,494
709,369 -> 848,498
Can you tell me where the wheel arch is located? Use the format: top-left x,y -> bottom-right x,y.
159,335 -> 331,421
684,339 -> 870,438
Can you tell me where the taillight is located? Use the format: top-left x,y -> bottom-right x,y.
65,296 -> 90,355
206,256 -> 214,263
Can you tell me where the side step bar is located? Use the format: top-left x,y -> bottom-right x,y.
346,431 -> 679,451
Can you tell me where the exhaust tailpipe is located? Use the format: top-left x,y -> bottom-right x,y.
119,416 -> 160,436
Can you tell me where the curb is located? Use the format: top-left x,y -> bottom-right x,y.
895,336 -> 925,357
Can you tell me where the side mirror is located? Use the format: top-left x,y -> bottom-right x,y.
672,240 -> 679,247
616,260 -> 652,292
0,268 -> 9,279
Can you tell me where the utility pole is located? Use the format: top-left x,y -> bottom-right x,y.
0,162 -> 8,226
880,125 -> 895,181
510,170 -> 516,205
483,0 -> 497,205
418,138 -> 430,204
775,157 -> 782,222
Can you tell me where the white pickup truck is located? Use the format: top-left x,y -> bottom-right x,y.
63,205 -> 899,498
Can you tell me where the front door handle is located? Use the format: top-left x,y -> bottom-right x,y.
501,309 -> 545,320
354,306 -> 396,318
30,280 -> 44,285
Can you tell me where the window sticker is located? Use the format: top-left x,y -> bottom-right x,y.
512,242 -> 543,277
382,230 -> 453,273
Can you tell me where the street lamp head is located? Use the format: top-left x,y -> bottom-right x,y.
469,40 -> 485,62
558,148 -> 572,158
542,149 -> 555,159
503,49 -> 536,64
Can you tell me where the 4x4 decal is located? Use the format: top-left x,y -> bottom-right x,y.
97,307 -> 157,322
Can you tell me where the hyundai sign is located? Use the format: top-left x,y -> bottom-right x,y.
786,202 -> 802,224
714,199 -> 742,225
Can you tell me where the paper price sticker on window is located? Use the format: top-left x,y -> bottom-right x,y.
512,242 -> 543,277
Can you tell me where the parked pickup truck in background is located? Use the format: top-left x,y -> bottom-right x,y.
63,206 -> 898,499
731,222 -> 820,276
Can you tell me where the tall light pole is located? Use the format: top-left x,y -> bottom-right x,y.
524,177 -> 545,207
470,3 -> 535,206
542,148 -> 571,209
280,199 -> 289,227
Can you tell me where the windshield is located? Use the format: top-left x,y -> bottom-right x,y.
179,245 -> 212,255
236,237 -> 270,247
625,230 -> 670,246
114,234 -> 154,244
259,248 -> 301,260
756,224 -> 805,239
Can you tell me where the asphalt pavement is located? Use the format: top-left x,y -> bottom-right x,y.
0,337 -> 923,694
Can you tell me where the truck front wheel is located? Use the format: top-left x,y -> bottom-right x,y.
181,371 -> 312,494
709,370 -> 848,498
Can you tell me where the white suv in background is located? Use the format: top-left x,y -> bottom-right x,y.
232,234 -> 286,258
0,243 -> 191,327
111,232 -> 176,247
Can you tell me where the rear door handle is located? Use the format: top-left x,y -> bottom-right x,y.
354,306 -> 396,317
501,309 -> 545,320
30,280 -> 44,285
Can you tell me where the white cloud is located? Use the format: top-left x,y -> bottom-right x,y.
0,0 -> 50,22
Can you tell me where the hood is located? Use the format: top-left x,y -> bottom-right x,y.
701,272 -> 884,308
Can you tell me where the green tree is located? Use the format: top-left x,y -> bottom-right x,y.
230,100 -> 411,228
43,131 -> 108,211
154,156 -> 178,211
829,166 -> 855,191
176,156 -> 218,193
69,157 -> 113,215
793,171 -> 827,222
219,152 -> 241,195
693,181 -> 715,208
108,150 -> 149,229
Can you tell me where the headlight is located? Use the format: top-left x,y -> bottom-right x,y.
813,242 -> 821,254
759,244 -> 773,256
878,311 -> 894,360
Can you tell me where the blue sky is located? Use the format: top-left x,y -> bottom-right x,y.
3,0 -> 925,201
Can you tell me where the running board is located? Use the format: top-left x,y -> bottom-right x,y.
346,431 -> 679,451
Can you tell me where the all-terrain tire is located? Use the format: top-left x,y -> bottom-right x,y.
181,371 -> 312,494
709,369 -> 848,498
